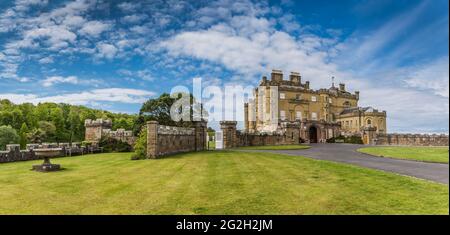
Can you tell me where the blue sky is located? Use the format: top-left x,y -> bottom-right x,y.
0,0 -> 448,133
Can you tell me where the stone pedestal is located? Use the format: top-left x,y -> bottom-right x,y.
32,148 -> 63,172
32,157 -> 61,172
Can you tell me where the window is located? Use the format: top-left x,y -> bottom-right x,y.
329,99 -> 332,104
296,94 -> 301,100
311,96 -> 317,102
311,112 -> 317,120
296,111 -> 302,120
280,110 -> 286,120
343,101 -> 350,107
280,93 -> 285,99
367,119 -> 372,126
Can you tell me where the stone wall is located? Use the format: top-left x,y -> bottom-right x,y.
220,121 -> 300,149
146,121 -> 207,158
0,143 -> 102,164
375,133 -> 449,146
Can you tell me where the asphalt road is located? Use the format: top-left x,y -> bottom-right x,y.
257,144 -> 449,184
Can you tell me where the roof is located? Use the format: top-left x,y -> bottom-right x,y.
340,106 -> 374,115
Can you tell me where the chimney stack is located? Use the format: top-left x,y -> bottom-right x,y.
339,83 -> 345,91
289,72 -> 301,85
305,81 -> 310,89
271,69 -> 283,82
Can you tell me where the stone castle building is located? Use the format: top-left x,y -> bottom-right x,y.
84,119 -> 136,146
244,70 -> 387,143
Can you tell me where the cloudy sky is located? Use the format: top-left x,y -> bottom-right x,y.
0,0 -> 448,133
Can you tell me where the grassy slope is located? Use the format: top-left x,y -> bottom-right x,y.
358,146 -> 449,163
235,144 -> 310,150
0,151 -> 447,215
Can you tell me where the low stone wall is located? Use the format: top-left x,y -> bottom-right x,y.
146,121 -> 207,158
0,142 -> 102,164
375,133 -> 449,146
220,121 -> 299,149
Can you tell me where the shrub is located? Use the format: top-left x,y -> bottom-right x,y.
0,125 -> 20,150
99,137 -> 132,152
131,127 -> 147,160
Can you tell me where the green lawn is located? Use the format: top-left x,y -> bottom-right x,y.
358,146 -> 449,163
0,151 -> 448,214
235,144 -> 310,150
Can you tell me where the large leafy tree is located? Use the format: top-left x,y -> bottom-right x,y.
135,93 -> 206,135
0,125 -> 20,150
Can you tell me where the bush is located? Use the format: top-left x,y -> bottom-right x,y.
99,137 -> 132,152
0,125 -> 20,150
131,127 -> 147,160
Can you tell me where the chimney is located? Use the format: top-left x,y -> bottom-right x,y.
355,91 -> 360,100
339,83 -> 345,91
289,72 -> 301,85
305,81 -> 310,89
271,69 -> 283,82
262,76 -> 267,83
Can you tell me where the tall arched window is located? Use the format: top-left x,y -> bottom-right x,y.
367,119 -> 372,126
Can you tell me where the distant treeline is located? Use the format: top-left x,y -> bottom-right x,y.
0,99 -> 138,148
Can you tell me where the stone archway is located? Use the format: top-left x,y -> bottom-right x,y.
309,126 -> 318,143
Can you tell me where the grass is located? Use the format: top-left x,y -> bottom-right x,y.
358,146 -> 449,163
207,140 -> 215,149
235,144 -> 310,150
0,151 -> 448,215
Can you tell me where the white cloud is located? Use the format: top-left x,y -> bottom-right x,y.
41,76 -> 79,87
38,56 -> 54,64
403,57 -> 449,98
160,19 -> 341,88
117,69 -> 155,81
0,88 -> 155,106
121,14 -> 147,24
96,43 -> 118,59
79,20 -> 111,37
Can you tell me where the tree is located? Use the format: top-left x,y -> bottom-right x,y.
27,128 -> 45,144
0,125 -> 20,150
19,123 -> 29,149
136,93 -> 206,134
38,121 -> 56,142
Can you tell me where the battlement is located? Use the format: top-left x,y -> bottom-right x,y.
84,119 -> 112,128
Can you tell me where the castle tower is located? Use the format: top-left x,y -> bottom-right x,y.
84,119 -> 112,142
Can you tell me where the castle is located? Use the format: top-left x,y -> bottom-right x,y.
84,119 -> 136,146
243,70 -> 387,143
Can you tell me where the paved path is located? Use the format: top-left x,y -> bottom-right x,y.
255,144 -> 449,184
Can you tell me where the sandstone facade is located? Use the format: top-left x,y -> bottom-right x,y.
244,70 -> 387,143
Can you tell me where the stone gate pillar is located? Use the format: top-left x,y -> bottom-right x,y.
362,127 -> 377,145
146,121 -> 159,159
194,120 -> 207,151
220,121 -> 237,149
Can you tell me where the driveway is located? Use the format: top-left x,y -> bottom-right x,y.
257,144 -> 449,184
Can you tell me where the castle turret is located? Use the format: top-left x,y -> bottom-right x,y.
84,119 -> 112,142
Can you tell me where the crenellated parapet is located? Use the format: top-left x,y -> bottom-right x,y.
84,118 -> 136,146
